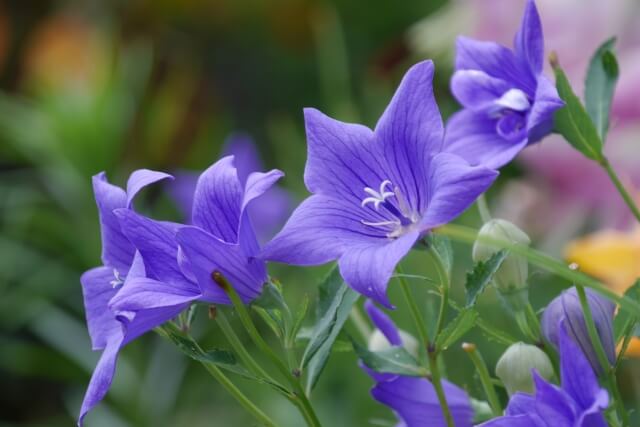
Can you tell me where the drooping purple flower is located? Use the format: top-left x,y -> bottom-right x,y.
444,0 -> 564,169
79,158 -> 282,424
541,287 -> 616,375
480,320 -> 609,427
167,133 -> 291,242
363,301 -> 474,427
261,61 -> 497,308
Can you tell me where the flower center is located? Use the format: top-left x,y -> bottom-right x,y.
489,89 -> 530,141
360,180 -> 418,238
110,269 -> 124,288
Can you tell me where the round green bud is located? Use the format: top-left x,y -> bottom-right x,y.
368,329 -> 419,358
472,219 -> 531,311
495,342 -> 553,396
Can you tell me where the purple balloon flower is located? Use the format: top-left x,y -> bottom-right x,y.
261,61 -> 497,307
168,133 -> 291,242
79,158 -> 282,425
444,0 -> 564,169
480,320 -> 609,427
541,287 -> 616,376
363,301 -> 474,427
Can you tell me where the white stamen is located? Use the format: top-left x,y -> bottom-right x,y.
361,180 -> 395,209
494,88 -> 530,112
360,219 -> 401,228
110,269 -> 124,288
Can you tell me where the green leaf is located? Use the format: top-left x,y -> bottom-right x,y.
424,234 -> 453,279
301,266 -> 359,392
464,250 -> 508,307
614,279 -> 640,342
585,38 -> 619,140
251,280 -> 288,339
352,339 -> 428,377
435,308 -> 478,350
290,293 -> 310,343
553,64 -> 604,161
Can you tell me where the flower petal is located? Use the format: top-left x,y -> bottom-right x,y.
166,170 -> 198,222
192,156 -> 243,243
303,107 -> 384,203
364,300 -> 402,346
505,392 -> 536,416
445,110 -> 528,169
514,0 -> 544,75
338,231 -> 419,308
420,153 -> 498,230
261,195 -> 386,266
80,266 -> 121,350
78,334 -> 124,427
109,277 -> 200,313
526,75 -> 564,143
531,371 -> 578,424
451,70 -> 512,110
222,133 -> 263,185
478,414 -> 541,427
177,226 -> 267,304
375,60 -> 444,213
92,172 -> 133,273
126,169 -> 173,208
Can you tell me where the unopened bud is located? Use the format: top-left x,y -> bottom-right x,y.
495,342 -> 553,396
473,219 -> 531,311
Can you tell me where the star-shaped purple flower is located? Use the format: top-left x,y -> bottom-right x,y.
444,0 -> 564,169
363,301 -> 474,427
480,320 -> 609,427
261,61 -> 497,307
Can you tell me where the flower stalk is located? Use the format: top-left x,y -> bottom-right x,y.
600,157 -> 640,225
462,342 -> 502,417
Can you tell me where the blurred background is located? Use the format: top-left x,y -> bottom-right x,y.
1,0 -> 639,425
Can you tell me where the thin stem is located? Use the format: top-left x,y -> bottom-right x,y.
436,224 -> 640,316
428,352 -> 455,427
462,343 -> 502,417
601,157 -> 640,224
216,310 -> 278,384
397,270 -> 431,351
615,320 -> 636,369
525,303 -> 542,341
425,250 -> 450,338
213,272 -> 322,427
477,193 -> 492,223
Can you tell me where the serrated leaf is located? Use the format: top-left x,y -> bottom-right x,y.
553,64 -> 604,161
614,279 -> 640,342
352,340 -> 428,377
301,266 -> 359,393
435,308 -> 478,350
425,234 -> 453,279
465,250 -> 508,307
585,38 -> 619,140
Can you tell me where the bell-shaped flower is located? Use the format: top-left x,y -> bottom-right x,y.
362,301 -> 474,427
480,320 -> 609,427
445,0 -> 564,169
541,287 -> 616,375
262,60 -> 497,307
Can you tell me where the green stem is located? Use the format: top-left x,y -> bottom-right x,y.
615,320 -> 636,369
601,157 -> 640,224
462,343 -> 502,417
425,250 -> 450,338
525,303 -> 542,341
436,224 -> 640,316
216,310 -> 278,384
576,285 -> 629,426
477,193 -> 492,223
428,352 -> 455,427
213,272 -> 322,427
397,270 -> 431,356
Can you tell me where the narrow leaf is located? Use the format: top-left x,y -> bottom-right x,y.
352,339 -> 427,377
435,308 -> 478,350
465,250 -> 508,307
585,38 -> 619,140
424,234 -> 454,279
553,63 -> 604,161
614,279 -> 640,342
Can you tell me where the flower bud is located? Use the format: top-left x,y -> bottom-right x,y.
473,219 -> 531,311
541,287 -> 615,376
368,329 -> 419,359
495,342 -> 553,396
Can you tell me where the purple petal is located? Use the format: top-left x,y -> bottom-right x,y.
303,107 -> 383,203
261,195 -> 386,266
505,392 -> 536,416
526,75 -> 564,143
222,133 -> 264,185
80,266 -> 121,350
531,371 -> 578,424
338,231 -> 419,308
445,110 -> 528,169
192,156 -> 243,243
247,185 -> 292,243
119,304 -> 190,345
166,170 -> 198,222
420,153 -> 498,229
114,209 -> 185,286
371,376 -> 473,427
374,60 -> 444,213
109,277 -> 200,313
455,36 -> 535,95
514,0 -> 544,75
450,70 -> 512,111
125,169 -> 173,208
92,172 -> 133,273
478,414 -> 541,427
364,300 -> 402,346
78,334 -> 124,426
176,226 -> 267,304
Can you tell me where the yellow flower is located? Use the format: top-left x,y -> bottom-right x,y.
565,227 -> 640,357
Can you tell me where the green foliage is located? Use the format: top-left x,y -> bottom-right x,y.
435,308 -> 478,351
351,339 -> 428,377
585,38 -> 619,140
424,234 -> 454,280
465,250 -> 508,307
614,279 -> 640,342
